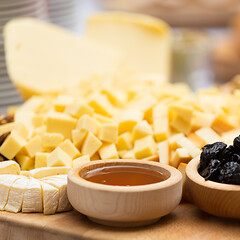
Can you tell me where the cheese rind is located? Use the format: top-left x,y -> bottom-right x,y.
29,166 -> 70,178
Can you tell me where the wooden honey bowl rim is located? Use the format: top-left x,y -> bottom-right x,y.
68,159 -> 182,193
186,157 -> 240,192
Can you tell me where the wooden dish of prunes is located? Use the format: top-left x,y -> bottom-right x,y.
186,135 -> 240,219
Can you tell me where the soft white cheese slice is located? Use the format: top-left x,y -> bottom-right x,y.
0,160 -> 21,175
29,167 -> 70,179
0,175 -> 24,210
42,176 -> 71,212
4,178 -> 29,213
40,181 -> 59,215
22,178 -> 43,212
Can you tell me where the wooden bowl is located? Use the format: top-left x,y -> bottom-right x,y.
186,157 -> 240,219
67,159 -> 182,227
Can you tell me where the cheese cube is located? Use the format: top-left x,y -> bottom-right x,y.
122,150 -> 135,159
42,133 -> 64,149
170,148 -> 191,168
175,137 -> 200,158
59,139 -> 80,159
222,129 -> 240,145
47,147 -> 72,167
142,155 -> 159,162
0,122 -> 16,136
158,140 -> 169,165
191,111 -> 215,131
171,115 -> 191,135
132,120 -> 152,141
35,152 -> 49,168
170,104 -> 193,122
99,143 -> 119,159
32,114 -> 45,128
76,114 -> 100,135
0,131 -> 26,159
21,135 -> 43,158
101,88 -> 126,107
15,155 -> 34,170
81,132 -> 102,157
93,113 -> 111,124
168,133 -> 184,150
72,129 -> 87,149
118,150 -> 127,158
211,115 -> 236,134
32,125 -> 46,138
195,127 -> 222,145
73,155 -> 90,167
116,132 -> 132,151
134,135 -> 156,159
29,166 -> 71,178
64,101 -> 94,118
88,94 -> 113,117
187,133 -> 205,148
98,123 -> 118,143
0,160 -> 20,175
117,109 -> 143,134
91,152 -> 101,161
14,123 -> 29,140
46,112 -> 76,139
53,95 -> 75,112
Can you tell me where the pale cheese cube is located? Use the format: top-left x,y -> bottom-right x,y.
191,111 -> 215,131
14,122 -> 29,140
59,139 -> 80,159
72,129 -> 87,149
32,125 -> 46,138
0,122 -> 16,136
93,113 -> 111,124
187,133 -> 205,148
42,133 -> 64,149
4,178 -> 29,213
170,148 -> 191,168
76,114 -> 100,135
0,131 -> 26,159
101,88 -> 126,107
132,120 -> 153,141
98,123 -> 118,143
168,133 -> 184,150
158,140 -> 169,165
15,155 -> 34,170
90,152 -> 101,161
81,132 -> 102,157
211,115 -> 236,134
0,160 -> 20,175
47,147 -> 72,167
142,155 -> 159,162
53,94 -> 75,112
22,178 -> 43,213
46,112 -> 76,139
99,143 -> 119,159
175,137 -> 200,158
170,104 -> 193,122
122,150 -> 135,159
35,152 -> 49,168
134,135 -> 156,159
29,166 -> 70,178
21,135 -> 43,158
195,127 -> 222,146
64,101 -> 94,118
32,114 -> 45,128
171,115 -> 191,135
116,132 -> 132,151
73,155 -> 90,167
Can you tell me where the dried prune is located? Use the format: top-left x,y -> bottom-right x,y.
200,159 -> 221,180
199,142 -> 227,171
220,145 -> 236,161
218,162 -> 240,185
233,135 -> 240,150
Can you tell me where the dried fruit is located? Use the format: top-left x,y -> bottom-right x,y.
218,162 -> 240,185
200,159 -> 221,180
233,135 -> 240,150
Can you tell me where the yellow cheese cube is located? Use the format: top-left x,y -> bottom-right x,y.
42,133 -> 64,149
53,94 -> 75,112
47,147 -> 72,167
187,133 -> 205,148
101,88 -> 126,107
175,137 -> 200,158
76,114 -> 100,135
73,155 -> 90,167
191,111 -> 215,131
0,131 -> 26,159
32,125 -> 46,138
118,150 -> 127,158
195,127 -> 222,146
35,152 -> 49,168
117,109 -> 143,134
132,120 -> 152,141
134,135 -> 156,159
81,132 -> 102,157
59,139 -> 80,159
158,140 -> 169,165
0,122 -> 16,136
171,115 -> 191,135
99,143 -> 118,159
170,148 -> 191,168
211,115 -> 236,134
88,94 -> 113,117
15,155 -> 34,170
32,114 -> 45,128
116,132 -> 132,151
14,123 -> 29,140
90,152 -> 101,161
98,123 -> 118,143
142,155 -> 159,162
168,133 -> 184,150
93,113 -> 111,124
170,104 -> 193,122
46,112 -> 76,139
21,135 -> 43,158
64,101 -> 94,118
72,129 -> 87,149
122,150 -> 135,159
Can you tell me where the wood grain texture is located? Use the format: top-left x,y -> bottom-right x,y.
0,203 -> 240,240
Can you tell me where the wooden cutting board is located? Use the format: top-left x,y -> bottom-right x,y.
0,203 -> 239,240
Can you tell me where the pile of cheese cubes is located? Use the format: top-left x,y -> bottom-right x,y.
1,75 -> 240,176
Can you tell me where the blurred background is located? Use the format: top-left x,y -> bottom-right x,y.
0,0 -> 240,111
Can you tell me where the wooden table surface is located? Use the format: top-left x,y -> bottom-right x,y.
0,203 -> 239,240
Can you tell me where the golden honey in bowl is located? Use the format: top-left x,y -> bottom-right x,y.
82,165 -> 169,186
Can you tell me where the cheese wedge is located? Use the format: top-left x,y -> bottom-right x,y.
4,18 -> 125,99
22,178 -> 43,212
0,175 -> 24,210
40,181 -> 59,215
4,177 -> 29,213
0,160 -> 20,175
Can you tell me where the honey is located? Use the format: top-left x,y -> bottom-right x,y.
82,165 -> 168,186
